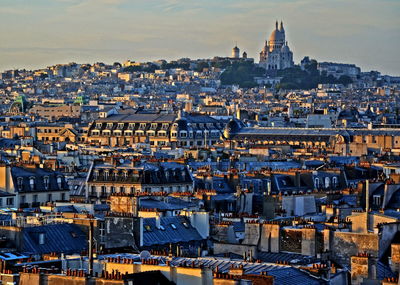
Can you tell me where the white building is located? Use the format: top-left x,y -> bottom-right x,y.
259,21 -> 294,70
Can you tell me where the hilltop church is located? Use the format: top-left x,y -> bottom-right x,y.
259,21 -> 294,70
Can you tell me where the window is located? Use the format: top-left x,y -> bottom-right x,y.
6,198 -> 13,206
38,233 -> 45,245
43,176 -> 49,190
29,177 -> 35,191
314,178 -> 320,188
332,177 -> 338,188
33,195 -> 38,203
120,187 -> 125,193
0,198 -> 2,206
182,222 -> 189,228
47,194 -> 52,201
373,195 -> 381,207
20,195 -> 25,204
170,223 -> 177,230
61,193 -> 66,201
159,225 -> 165,231
57,176 -> 62,189
17,177 -> 23,190
145,225 -> 152,232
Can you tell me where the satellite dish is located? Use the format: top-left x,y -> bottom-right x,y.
139,250 -> 151,260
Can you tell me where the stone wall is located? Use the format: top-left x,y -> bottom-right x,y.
213,242 -> 257,260
242,223 -> 260,246
259,223 -> 280,252
332,232 -> 379,265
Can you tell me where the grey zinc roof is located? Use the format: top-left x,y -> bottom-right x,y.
99,113 -> 176,123
257,251 -> 318,265
22,223 -> 87,255
142,216 -> 203,246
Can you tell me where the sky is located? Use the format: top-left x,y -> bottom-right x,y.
0,0 -> 399,75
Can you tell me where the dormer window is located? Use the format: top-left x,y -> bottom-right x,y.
104,170 -> 109,180
162,123 -> 169,130
106,123 -> 113,129
43,176 -> 49,190
38,233 -> 45,245
17,177 -> 23,190
93,170 -> 99,180
139,123 -> 146,130
373,195 -> 381,207
57,176 -> 62,189
151,123 -> 157,130
96,123 -> 102,129
332,177 -> 338,188
118,123 -> 124,129
314,178 -> 320,188
29,177 -> 35,191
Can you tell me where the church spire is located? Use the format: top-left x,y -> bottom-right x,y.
275,20 -> 278,30
279,21 -> 284,31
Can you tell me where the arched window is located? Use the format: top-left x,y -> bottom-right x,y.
29,177 -> 35,191
17,177 -> 23,190
57,176 -> 62,189
314,178 -> 320,188
332,177 -> 338,188
324,177 -> 330,188
43,176 -> 49,190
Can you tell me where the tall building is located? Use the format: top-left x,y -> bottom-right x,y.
231,45 -> 240,58
259,21 -> 294,70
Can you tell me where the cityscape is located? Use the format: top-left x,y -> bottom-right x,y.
0,1 -> 400,284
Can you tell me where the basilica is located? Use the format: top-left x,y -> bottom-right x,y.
259,21 -> 294,70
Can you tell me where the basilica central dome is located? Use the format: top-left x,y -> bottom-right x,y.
269,29 -> 284,43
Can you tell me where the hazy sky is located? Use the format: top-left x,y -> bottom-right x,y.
0,0 -> 399,75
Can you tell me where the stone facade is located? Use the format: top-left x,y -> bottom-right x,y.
259,21 -> 294,70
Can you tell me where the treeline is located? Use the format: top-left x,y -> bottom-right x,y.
220,61 -> 265,88
276,60 -> 353,90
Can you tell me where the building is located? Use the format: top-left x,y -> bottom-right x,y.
231,45 -> 240,59
317,62 -> 361,79
86,112 -> 225,148
259,21 -> 294,70
0,163 -> 70,208
85,158 -> 194,203
29,104 -> 81,121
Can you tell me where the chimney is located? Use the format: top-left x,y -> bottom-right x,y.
88,220 -> 94,277
365,180 -> 369,212
295,171 -> 301,188
351,254 -> 377,285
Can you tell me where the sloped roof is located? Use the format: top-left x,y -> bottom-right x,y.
22,223 -> 87,255
142,216 -> 203,246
